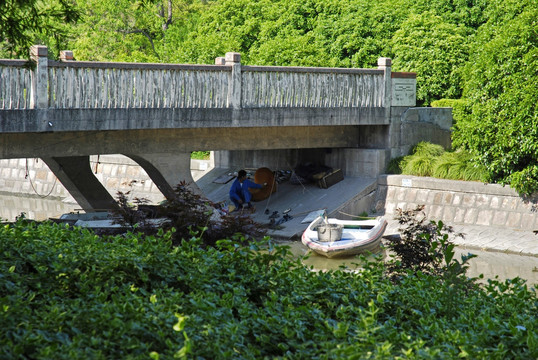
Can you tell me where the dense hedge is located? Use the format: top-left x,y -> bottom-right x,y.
1,220 -> 537,359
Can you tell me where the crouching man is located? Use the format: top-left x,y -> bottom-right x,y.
229,169 -> 264,212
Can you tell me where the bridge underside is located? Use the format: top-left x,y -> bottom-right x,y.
0,125 -> 383,158
1,125 -> 387,211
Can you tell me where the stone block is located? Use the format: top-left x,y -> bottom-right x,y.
36,170 -> 48,181
442,192 -> 454,204
405,188 -> 418,202
386,187 -> 397,201
396,202 -> 408,211
493,211 -> 508,226
453,207 -> 466,224
225,52 -> 241,64
489,196 -> 501,209
396,188 -> 407,201
476,209 -> 493,226
475,194 -> 490,208
384,201 -> 397,215
426,191 -> 436,205
516,200 -> 535,212
443,206 -> 456,223
433,192 -> 444,205
519,213 -> 536,231
505,212 -> 522,228
430,205 -> 444,221
463,208 -> 478,225
501,197 -> 519,210
126,165 -> 140,177
415,189 -> 429,203
462,194 -> 476,208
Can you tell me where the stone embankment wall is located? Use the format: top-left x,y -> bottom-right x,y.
376,175 -> 538,231
2,158 -> 537,232
0,155 -> 212,205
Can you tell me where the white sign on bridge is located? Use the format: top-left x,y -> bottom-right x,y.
392,76 -> 416,107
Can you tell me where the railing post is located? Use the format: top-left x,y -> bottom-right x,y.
225,52 -> 241,109
30,45 -> 49,109
378,57 -> 392,109
60,50 -> 74,61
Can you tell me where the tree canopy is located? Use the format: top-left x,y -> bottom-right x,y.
0,0 -> 78,58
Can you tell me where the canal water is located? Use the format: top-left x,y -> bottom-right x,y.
2,194 -> 538,285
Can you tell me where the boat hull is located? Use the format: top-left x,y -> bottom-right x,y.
301,216 -> 387,258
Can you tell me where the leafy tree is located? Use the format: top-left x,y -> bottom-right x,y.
391,12 -> 470,105
69,0 -> 209,62
172,0 -> 263,64
407,0 -> 489,29
453,1 -> 538,194
0,0 -> 79,58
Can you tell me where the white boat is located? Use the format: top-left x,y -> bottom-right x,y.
301,216 -> 387,258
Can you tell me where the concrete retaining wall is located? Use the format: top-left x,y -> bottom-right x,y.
215,147 -> 390,178
375,175 -> 538,231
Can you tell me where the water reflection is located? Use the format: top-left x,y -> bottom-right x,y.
1,193 -> 538,285
284,241 -> 538,285
0,193 -> 78,222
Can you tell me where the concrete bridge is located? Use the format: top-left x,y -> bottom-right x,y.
0,45 -> 451,211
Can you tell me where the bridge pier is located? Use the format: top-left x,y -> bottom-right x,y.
127,153 -> 201,199
42,156 -> 119,212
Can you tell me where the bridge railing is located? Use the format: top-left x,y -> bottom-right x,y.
48,61 -> 230,109
0,60 -> 33,110
242,66 -> 384,108
0,46 -> 392,110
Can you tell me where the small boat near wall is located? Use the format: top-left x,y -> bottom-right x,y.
302,216 -> 387,258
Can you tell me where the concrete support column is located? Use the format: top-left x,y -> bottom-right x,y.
30,45 -> 48,109
126,153 -> 201,200
42,156 -> 119,211
225,52 -> 242,110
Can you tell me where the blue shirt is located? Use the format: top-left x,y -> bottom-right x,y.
229,178 -> 262,203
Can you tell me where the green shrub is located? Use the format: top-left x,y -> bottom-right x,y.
410,141 -> 445,157
432,151 -> 461,179
191,151 -> 210,160
113,181 -> 266,247
1,220 -> 538,358
386,156 -> 404,174
508,165 -> 538,197
400,142 -> 445,177
397,143 -> 490,182
430,99 -> 458,108
432,150 -> 490,182
400,154 -> 436,176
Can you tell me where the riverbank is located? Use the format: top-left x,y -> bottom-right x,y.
379,175 -> 538,257
1,156 -> 537,256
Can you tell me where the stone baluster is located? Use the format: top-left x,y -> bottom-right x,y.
377,57 -> 392,109
60,50 -> 74,61
30,45 -> 48,109
225,52 -> 242,110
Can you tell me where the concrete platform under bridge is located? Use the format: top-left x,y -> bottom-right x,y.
196,167 -> 378,240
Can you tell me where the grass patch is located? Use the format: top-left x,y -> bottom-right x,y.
399,142 -> 489,182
